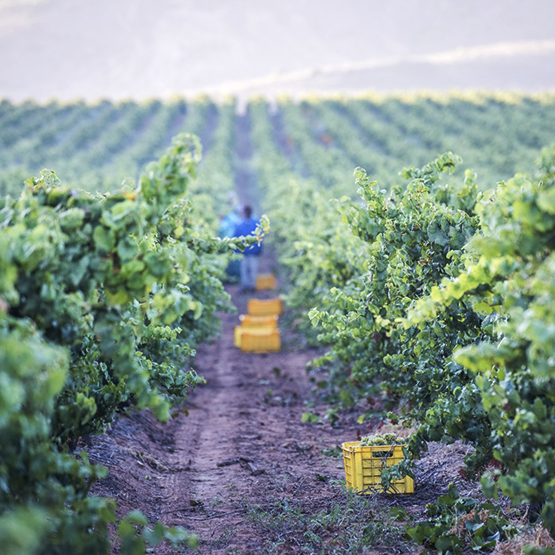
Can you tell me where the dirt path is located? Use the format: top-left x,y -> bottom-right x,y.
156,258 -> 350,552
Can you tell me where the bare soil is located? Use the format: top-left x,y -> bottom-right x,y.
87,253 -> 480,554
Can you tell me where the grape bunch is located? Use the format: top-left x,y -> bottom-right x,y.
359,433 -> 406,447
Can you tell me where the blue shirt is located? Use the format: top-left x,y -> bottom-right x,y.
234,218 -> 263,255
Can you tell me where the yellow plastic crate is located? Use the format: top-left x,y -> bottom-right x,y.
239,314 -> 279,328
247,298 -> 283,317
256,274 -> 277,290
241,329 -> 280,353
342,442 -> 414,494
234,325 -> 277,348
234,326 -> 280,352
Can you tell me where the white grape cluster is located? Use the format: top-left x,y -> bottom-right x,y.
359,433 -> 406,447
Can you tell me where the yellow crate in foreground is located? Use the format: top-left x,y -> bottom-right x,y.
256,274 -> 277,290
247,298 -> 283,317
241,329 -> 280,353
342,442 -> 414,494
239,314 -> 279,328
234,325 -> 277,348
234,326 -> 280,352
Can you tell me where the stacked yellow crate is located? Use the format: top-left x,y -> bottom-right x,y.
234,275 -> 282,353
255,273 -> 276,290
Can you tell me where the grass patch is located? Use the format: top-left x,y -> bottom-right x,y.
246,490 -> 417,554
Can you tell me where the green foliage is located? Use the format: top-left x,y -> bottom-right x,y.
407,483 -> 517,554
3,134 -> 223,434
295,147 -> 555,548
301,411 -> 322,424
0,133 -> 248,553
309,155 -> 489,471
118,511 -> 197,554
249,99 -> 367,341
408,146 -> 555,535
190,96 -> 237,221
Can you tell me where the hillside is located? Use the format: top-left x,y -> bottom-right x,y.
1,0 -> 555,102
